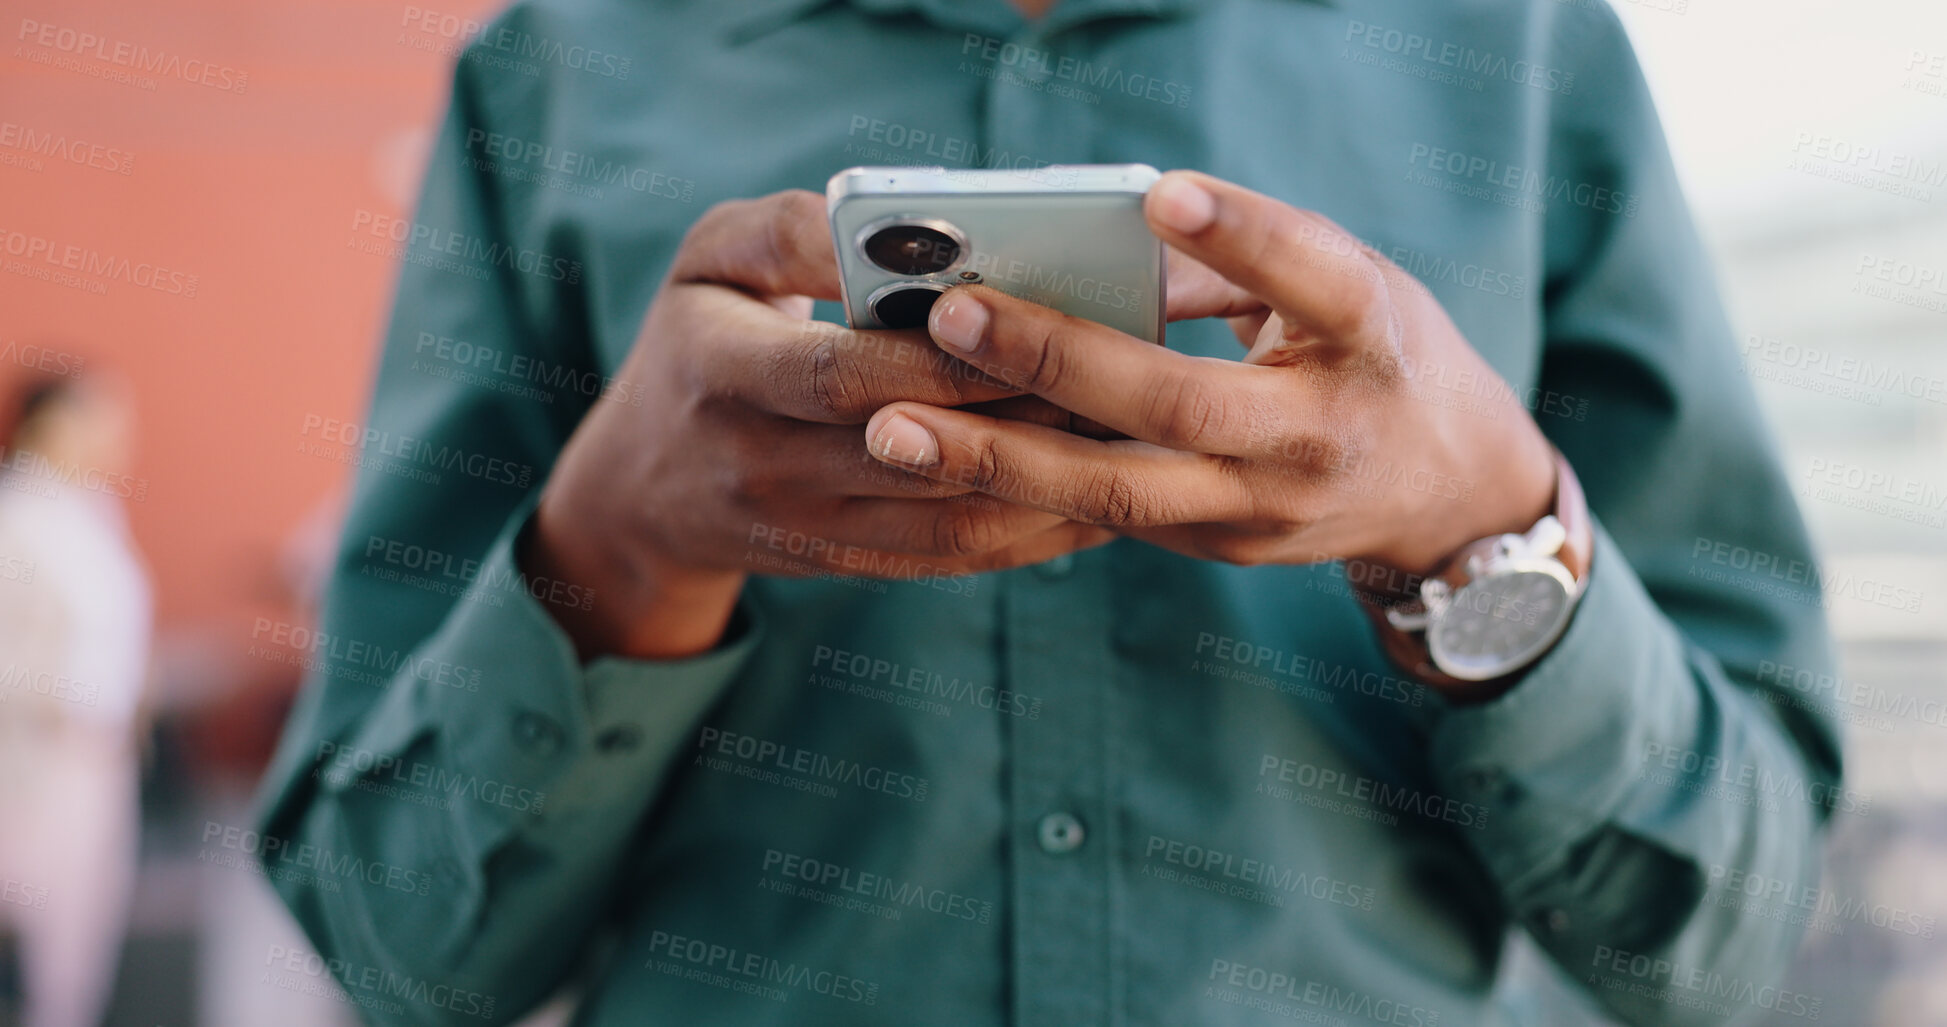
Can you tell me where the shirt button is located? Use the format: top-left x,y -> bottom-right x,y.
1534,907 -> 1571,934
1032,553 -> 1075,581
1036,812 -> 1086,854
512,711 -> 564,757
597,724 -> 642,754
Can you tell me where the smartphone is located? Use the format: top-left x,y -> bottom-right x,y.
826,163 -> 1165,343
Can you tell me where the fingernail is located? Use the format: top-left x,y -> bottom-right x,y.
1150,175 -> 1216,234
930,293 -> 988,353
871,413 -> 939,467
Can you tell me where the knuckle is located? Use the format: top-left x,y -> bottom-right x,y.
1018,316 -> 1073,393
1081,467 -> 1149,527
805,335 -> 867,421
1278,432 -> 1352,480
681,197 -> 748,254
967,437 -> 1009,495
931,510 -> 1001,559
1143,373 -> 1227,451
1322,270 -> 1390,343
716,458 -> 777,509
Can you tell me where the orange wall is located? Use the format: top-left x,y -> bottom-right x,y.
2,0 -> 502,632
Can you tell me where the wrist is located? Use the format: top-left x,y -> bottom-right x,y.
1352,446 -> 1591,703
522,493 -> 744,662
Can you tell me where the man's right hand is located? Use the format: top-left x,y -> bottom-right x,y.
521,190 -> 1114,661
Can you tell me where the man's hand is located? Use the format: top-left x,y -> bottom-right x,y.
524,190 -> 1113,661
861,171 -> 1558,579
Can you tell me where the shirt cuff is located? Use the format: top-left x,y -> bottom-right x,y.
318,495 -> 764,863
1419,521 -> 1703,897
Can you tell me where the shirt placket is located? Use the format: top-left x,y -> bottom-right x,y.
1002,546 -> 1119,1027
965,13 -> 1123,1025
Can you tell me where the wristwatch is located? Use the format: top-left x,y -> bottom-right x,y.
1355,450 -> 1592,694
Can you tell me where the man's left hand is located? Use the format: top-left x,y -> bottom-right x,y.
862,170 -> 1559,578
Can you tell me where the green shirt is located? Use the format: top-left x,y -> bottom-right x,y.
257,0 -> 1844,1024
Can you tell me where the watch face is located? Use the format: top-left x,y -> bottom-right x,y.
1428,568 -> 1576,681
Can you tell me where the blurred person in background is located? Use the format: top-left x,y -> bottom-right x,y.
0,370 -> 152,1027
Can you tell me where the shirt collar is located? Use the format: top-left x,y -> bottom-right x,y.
729,0 -> 1327,45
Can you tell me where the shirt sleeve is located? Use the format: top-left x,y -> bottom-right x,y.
251,27 -> 759,1025
1418,7 -> 1845,1025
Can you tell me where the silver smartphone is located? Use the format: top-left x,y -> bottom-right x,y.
826,163 -> 1165,343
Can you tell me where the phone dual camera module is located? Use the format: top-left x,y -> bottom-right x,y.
858,217 -> 969,329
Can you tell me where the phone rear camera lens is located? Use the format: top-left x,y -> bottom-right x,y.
863,223 -> 961,276
870,284 -> 947,330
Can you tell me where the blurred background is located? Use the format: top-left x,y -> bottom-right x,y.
0,0 -> 1941,1024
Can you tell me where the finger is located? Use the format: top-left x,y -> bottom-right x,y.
755,419 -> 976,499
958,395 -> 1122,439
1144,171 -> 1400,365
829,495 -> 1071,560
863,402 -> 1253,527
668,190 -> 841,303
1165,247 -> 1266,323
926,284 -> 1291,456
744,519 -> 1113,583
693,307 -> 1023,424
